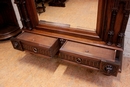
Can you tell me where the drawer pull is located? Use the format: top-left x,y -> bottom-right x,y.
33,48 -> 38,53
76,58 -> 82,64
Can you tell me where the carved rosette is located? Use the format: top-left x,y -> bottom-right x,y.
100,61 -> 120,76
10,37 -> 24,51
107,0 -> 119,45
116,1 -> 130,47
14,0 -> 32,30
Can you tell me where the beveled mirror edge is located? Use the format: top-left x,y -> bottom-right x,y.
14,0 -> 130,48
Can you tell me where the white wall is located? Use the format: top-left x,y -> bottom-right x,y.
124,17 -> 130,57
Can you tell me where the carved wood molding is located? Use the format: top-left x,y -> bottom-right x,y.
59,52 -> 120,76
22,43 -> 50,56
59,52 -> 101,69
106,0 -> 130,47
116,0 -> 130,47
107,0 -> 119,45
14,0 -> 32,30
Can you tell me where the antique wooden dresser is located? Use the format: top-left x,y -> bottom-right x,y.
11,0 -> 130,76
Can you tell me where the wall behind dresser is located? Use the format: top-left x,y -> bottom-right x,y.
124,17 -> 130,57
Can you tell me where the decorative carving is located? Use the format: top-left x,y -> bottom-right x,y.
10,37 -> 24,51
116,1 -> 130,47
104,65 -> 113,75
100,61 -> 119,76
85,60 -> 100,68
59,38 -> 66,46
107,0 -> 119,45
22,43 -> 50,56
14,0 -> 32,30
59,53 -> 100,69
107,30 -> 115,45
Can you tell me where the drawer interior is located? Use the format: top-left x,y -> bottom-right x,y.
60,41 -> 116,61
17,32 -> 57,47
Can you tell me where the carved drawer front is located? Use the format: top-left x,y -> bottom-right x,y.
11,32 -> 60,57
59,41 -> 119,76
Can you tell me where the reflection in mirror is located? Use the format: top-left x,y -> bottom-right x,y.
36,0 -> 98,31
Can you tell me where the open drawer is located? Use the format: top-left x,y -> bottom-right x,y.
59,41 -> 120,76
11,32 -> 60,57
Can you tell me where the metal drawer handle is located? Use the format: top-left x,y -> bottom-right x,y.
76,58 -> 82,64
33,48 -> 38,53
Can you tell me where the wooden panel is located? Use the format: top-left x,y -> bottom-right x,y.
60,41 -> 116,61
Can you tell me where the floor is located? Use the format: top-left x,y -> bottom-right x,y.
0,40 -> 130,87
38,0 -> 98,31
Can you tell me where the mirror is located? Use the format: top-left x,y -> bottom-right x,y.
14,0 -> 130,47
36,0 -> 98,31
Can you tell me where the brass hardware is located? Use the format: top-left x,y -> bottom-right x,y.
33,48 -> 38,53
76,58 -> 82,64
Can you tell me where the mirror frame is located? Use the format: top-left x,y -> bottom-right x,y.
14,0 -> 130,48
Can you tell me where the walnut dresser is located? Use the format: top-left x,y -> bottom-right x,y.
11,0 -> 130,76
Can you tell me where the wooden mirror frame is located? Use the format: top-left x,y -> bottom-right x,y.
14,0 -> 130,48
